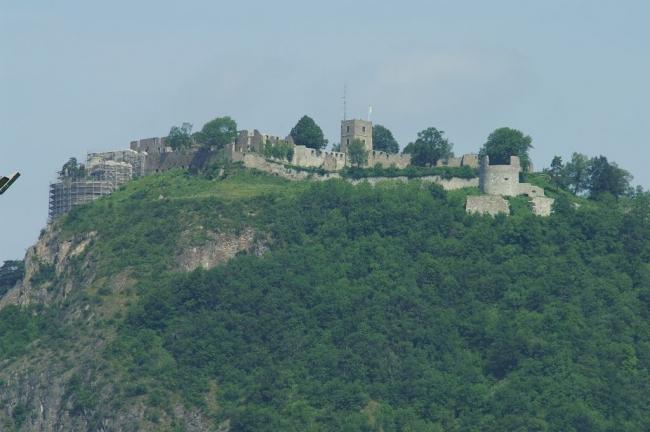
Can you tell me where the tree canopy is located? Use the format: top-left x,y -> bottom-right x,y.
347,138 -> 369,167
196,116 -> 238,149
546,153 -> 632,198
0,260 -> 24,297
166,123 -> 193,150
372,124 -> 399,154
290,115 -> 327,150
479,127 -> 533,171
402,127 -> 453,166
60,158 -> 86,179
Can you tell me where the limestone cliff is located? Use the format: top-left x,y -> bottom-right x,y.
0,221 -> 259,431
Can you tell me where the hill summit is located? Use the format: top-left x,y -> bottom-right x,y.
1,163 -> 650,431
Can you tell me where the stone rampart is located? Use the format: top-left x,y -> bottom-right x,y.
144,149 -> 219,174
348,176 -> 478,190
436,153 -> 480,168
466,195 -> 510,216
531,197 -> 554,216
367,151 -> 411,169
292,146 -> 346,171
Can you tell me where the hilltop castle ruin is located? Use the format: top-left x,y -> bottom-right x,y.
465,156 -> 554,216
48,118 -> 552,221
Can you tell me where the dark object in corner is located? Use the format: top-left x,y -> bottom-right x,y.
0,172 -> 20,195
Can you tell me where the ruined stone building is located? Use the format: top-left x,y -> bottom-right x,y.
234,130 -> 285,153
48,158 -> 134,221
466,156 -> 554,216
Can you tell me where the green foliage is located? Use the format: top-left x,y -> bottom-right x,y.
0,306 -> 40,359
196,116 -> 238,149
5,161 -> 649,430
290,115 -> 327,150
342,164 -> 477,180
0,260 -> 24,296
587,155 -> 632,198
263,140 -> 294,162
60,157 -> 86,179
167,123 -> 193,150
30,261 -> 55,286
479,127 -> 533,172
372,125 -> 399,154
402,127 -> 453,166
348,138 -> 369,167
545,153 -> 632,199
97,175 -> 650,430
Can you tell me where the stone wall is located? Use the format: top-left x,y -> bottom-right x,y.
348,176 -> 478,190
367,150 -> 411,169
143,149 -> 219,174
436,153 -> 480,169
466,195 -> 510,216
479,155 -> 521,196
236,129 -> 284,153
130,137 -> 169,154
531,197 -> 554,216
292,146 -> 347,171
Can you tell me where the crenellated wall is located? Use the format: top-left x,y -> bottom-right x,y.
367,150 -> 411,169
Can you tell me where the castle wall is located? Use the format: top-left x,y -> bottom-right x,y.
348,176 -> 477,190
367,151 -> 411,169
531,197 -> 554,216
466,195 -> 510,216
461,154 -> 479,168
479,155 -> 521,196
143,149 -> 220,174
291,146 -> 346,171
436,157 -> 462,167
435,153 -> 479,168
130,137 -> 169,154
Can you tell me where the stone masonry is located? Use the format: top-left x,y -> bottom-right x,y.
467,155 -> 554,216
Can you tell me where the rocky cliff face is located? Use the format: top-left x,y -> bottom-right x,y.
0,227 -> 96,309
0,221 -> 258,431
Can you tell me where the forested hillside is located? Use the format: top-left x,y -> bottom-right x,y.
2,164 -> 650,431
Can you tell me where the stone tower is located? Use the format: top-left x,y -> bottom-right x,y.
340,119 -> 372,154
479,155 -> 522,196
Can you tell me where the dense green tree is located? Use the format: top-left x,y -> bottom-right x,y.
548,156 -> 564,186
166,123 -> 193,150
587,155 -> 632,198
563,152 -> 590,195
290,115 -> 327,150
372,124 -> 399,154
402,127 -> 453,166
60,158 -> 85,179
348,139 -> 369,167
479,127 -> 533,171
0,260 -> 24,296
263,141 -> 294,162
197,116 -> 238,149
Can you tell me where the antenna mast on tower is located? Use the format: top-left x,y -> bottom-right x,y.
342,85 -> 347,120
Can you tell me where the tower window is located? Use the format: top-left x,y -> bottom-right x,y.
346,139 -> 349,145
362,126 -> 366,132
346,126 -> 350,132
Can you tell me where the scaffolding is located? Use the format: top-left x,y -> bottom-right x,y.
48,179 -> 115,222
86,149 -> 146,177
87,160 -> 133,186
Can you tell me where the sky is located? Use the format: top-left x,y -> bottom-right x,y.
1,0 -> 649,262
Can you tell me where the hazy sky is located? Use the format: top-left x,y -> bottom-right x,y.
2,0 -> 649,262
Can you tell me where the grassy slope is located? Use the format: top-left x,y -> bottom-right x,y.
3,165 -> 650,431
